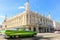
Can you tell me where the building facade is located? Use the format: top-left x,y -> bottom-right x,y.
53,21 -> 60,30
2,0 -> 54,33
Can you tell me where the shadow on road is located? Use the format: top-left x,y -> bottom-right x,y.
7,36 -> 53,40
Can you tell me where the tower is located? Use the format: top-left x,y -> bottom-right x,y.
48,12 -> 51,19
25,0 -> 30,11
4,14 -> 7,22
4,14 -> 7,29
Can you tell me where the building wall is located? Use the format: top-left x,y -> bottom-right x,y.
27,11 -> 53,27
26,11 -> 53,32
53,21 -> 60,30
2,11 -> 28,29
2,11 -> 53,32
2,0 -> 54,32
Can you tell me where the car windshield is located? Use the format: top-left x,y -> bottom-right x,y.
10,28 -> 17,30
19,28 -> 24,31
25,29 -> 30,31
9,28 -> 30,31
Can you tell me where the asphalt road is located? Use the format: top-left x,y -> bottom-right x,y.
0,33 -> 60,40
0,36 -> 51,40
0,35 -> 53,40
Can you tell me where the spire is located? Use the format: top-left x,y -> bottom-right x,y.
25,0 -> 30,11
48,12 -> 51,19
4,14 -> 7,22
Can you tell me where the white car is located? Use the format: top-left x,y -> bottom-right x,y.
54,31 -> 60,33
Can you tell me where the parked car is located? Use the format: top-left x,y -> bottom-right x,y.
1,28 -> 37,38
54,31 -> 60,33
54,31 -> 58,33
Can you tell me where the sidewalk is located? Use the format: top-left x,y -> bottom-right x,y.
37,33 -> 60,40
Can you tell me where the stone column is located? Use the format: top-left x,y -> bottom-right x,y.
46,28 -> 47,32
42,19 -> 43,23
43,28 -> 44,32
49,27 -> 50,32
36,27 -> 39,33
31,27 -> 34,31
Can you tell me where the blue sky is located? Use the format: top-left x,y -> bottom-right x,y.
0,0 -> 60,24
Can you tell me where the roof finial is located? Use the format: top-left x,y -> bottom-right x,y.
25,0 -> 30,11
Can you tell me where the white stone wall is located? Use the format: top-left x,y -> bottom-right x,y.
53,21 -> 60,30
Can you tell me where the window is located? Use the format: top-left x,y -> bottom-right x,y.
25,29 -> 30,31
40,18 -> 42,22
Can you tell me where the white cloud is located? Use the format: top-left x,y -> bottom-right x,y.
18,6 -> 25,9
0,16 -> 5,19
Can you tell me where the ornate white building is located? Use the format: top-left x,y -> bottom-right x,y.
2,0 -> 54,33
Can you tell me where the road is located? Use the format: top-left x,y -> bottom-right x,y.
0,33 -> 60,40
0,36 -> 52,40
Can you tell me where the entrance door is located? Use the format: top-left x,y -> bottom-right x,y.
33,27 -> 36,32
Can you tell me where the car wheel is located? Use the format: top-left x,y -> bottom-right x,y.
15,35 -> 19,38
12,36 -> 14,38
10,36 -> 14,39
5,35 -> 10,39
32,34 -> 36,37
19,35 -> 20,38
14,35 -> 16,38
